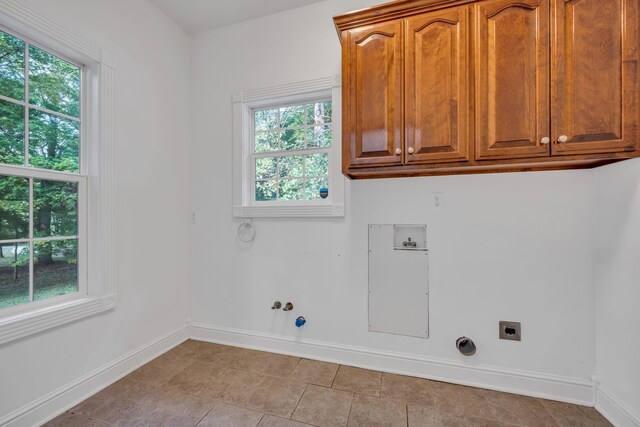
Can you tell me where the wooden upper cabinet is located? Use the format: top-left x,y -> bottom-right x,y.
405,6 -> 470,164
343,21 -> 404,169
334,0 -> 640,178
475,0 -> 550,160
551,0 -> 639,155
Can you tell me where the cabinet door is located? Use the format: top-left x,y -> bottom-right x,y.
475,0 -> 550,160
551,0 -> 639,155
405,6 -> 471,164
344,21 -> 404,169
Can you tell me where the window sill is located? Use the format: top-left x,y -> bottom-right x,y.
233,203 -> 344,218
0,294 -> 116,346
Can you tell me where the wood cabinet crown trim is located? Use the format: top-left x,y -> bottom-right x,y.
333,0 -> 475,33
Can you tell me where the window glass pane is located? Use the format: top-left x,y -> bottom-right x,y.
253,101 -> 332,155
278,155 -> 304,178
305,104 -> 315,126
304,177 -> 329,200
0,31 -> 25,101
255,157 -> 277,180
0,242 -> 29,308
33,239 -> 78,301
280,128 -> 305,151
0,175 -> 29,240
29,109 -> 79,172
305,153 -> 329,177
279,104 -> 304,129
278,178 -> 304,200
320,101 -> 332,123
306,102 -> 331,125
29,45 -> 80,118
255,180 -> 277,201
306,124 -> 332,148
254,108 -> 277,131
0,98 -> 25,166
255,131 -> 279,153
33,179 -> 77,238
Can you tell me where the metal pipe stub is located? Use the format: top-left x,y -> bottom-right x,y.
456,336 -> 476,356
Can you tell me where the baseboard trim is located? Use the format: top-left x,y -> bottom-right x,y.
4,322 -> 607,427
189,322 -> 594,406
596,386 -> 640,427
1,324 -> 189,427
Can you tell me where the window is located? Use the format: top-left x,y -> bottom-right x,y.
0,29 -> 85,311
253,100 -> 331,202
233,77 -> 344,217
0,0 -> 116,345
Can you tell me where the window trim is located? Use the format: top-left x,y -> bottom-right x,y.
0,0 -> 116,345
233,76 -> 344,218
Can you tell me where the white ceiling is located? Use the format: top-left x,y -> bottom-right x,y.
150,0 -> 329,34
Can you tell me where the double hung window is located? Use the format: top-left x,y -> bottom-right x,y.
253,99 -> 332,202
0,2 -> 116,345
233,77 -> 344,217
0,28 -> 85,311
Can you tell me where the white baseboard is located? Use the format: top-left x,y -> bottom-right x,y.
4,321 -> 609,427
1,325 -> 189,427
189,322 -> 594,406
596,386 -> 640,427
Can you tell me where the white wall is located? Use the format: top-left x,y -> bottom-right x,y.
594,158 -> 640,425
0,0 -> 191,421
189,0 -> 597,399
4,0 -> 638,423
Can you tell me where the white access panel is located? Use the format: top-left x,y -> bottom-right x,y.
368,224 -> 429,338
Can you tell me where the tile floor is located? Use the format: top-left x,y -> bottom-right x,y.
45,340 -> 612,427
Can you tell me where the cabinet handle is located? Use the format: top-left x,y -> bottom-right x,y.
540,137 -> 550,145
407,147 -> 415,154
395,148 -> 402,155
557,135 -> 569,143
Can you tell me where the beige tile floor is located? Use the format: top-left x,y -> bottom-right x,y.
45,340 -> 612,427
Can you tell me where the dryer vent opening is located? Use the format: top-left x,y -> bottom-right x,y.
456,336 -> 476,356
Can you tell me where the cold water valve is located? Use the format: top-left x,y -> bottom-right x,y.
295,316 -> 306,327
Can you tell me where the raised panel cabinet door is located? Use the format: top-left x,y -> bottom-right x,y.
343,21 -> 404,169
475,0 -> 550,160
551,0 -> 639,155
405,6 -> 471,164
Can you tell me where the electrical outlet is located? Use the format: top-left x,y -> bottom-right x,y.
433,192 -> 443,208
499,321 -> 521,341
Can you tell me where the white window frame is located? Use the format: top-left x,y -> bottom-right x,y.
233,77 -> 345,218
0,0 -> 116,345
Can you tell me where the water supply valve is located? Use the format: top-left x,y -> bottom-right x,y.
271,301 -> 282,310
402,237 -> 417,248
295,316 -> 306,327
283,302 -> 294,311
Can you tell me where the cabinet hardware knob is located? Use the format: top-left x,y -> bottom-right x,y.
540,137 -> 550,145
407,147 -> 415,154
558,135 -> 569,143
395,148 -> 402,155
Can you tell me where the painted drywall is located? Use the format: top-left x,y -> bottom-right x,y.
0,0 -> 191,420
594,158 -> 640,423
189,0 -> 597,389
4,0 -> 635,422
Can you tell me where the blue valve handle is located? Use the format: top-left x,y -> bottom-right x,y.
295,316 -> 306,327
